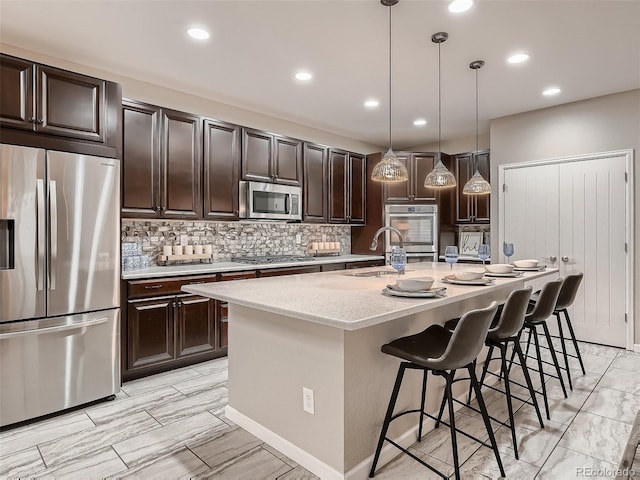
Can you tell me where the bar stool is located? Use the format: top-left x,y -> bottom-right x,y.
434,287 -> 545,460
369,302 -> 504,480
510,278 -> 565,420
530,273 -> 585,391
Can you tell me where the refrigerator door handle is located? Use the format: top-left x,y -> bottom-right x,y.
0,316 -> 108,340
36,179 -> 45,291
49,180 -> 57,291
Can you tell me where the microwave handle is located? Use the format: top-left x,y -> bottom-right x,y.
238,181 -> 248,218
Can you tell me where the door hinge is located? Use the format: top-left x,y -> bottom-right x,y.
502,184 -> 506,193
624,313 -> 628,323
625,242 -> 628,253
625,172 -> 628,183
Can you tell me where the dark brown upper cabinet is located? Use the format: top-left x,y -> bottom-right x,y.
328,149 -> 365,225
382,152 -> 437,203
455,150 -> 490,223
241,127 -> 302,186
203,119 -> 241,220
0,54 -> 119,155
302,142 -> 328,222
121,99 -> 202,219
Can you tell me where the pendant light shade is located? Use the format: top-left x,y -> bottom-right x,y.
371,0 -> 408,183
463,60 -> 491,195
424,32 -> 456,189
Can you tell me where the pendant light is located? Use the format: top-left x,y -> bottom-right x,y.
463,60 -> 492,195
371,0 -> 408,183
424,32 -> 456,189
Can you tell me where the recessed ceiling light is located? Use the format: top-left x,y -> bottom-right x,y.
187,28 -> 210,40
448,0 -> 474,13
294,72 -> 313,81
508,53 -> 530,64
413,119 -> 427,126
364,99 -> 380,108
543,87 -> 562,96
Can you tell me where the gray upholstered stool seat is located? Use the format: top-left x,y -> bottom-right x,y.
369,302 -> 505,480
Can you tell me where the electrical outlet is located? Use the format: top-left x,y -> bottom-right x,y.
295,233 -> 301,245
302,387 -> 314,414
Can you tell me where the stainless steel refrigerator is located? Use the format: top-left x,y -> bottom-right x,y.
0,143 -> 120,427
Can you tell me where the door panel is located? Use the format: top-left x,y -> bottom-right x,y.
349,153 -> 365,224
176,295 -> 216,358
47,151 -> 120,316
203,119 -> 240,220
503,164 -> 559,266
0,56 -> 34,131
0,145 -> 46,321
303,143 -> 327,222
242,128 -> 272,182
558,156 -> 627,347
412,154 -> 436,202
383,154 -> 411,202
274,136 -> 302,185
127,298 -> 175,369
329,149 -> 347,222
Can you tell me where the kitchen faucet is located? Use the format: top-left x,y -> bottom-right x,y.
370,226 -> 404,250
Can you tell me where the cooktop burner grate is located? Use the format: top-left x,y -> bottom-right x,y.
231,255 -> 315,265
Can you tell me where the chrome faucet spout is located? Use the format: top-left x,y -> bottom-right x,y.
369,226 -> 404,250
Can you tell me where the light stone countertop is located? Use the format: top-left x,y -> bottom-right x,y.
121,254 -> 385,280
183,263 -> 559,331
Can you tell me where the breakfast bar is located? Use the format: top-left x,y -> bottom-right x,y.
184,263 -> 558,479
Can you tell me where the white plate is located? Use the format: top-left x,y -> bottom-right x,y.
382,286 -> 447,298
484,272 -> 524,278
512,266 -> 547,272
442,275 -> 495,286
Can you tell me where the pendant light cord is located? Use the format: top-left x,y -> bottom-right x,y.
475,65 -> 479,171
438,39 -> 442,159
388,5 -> 392,151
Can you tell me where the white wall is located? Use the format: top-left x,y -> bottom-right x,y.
408,132 -> 490,154
0,43 -> 381,155
489,89 -> 640,343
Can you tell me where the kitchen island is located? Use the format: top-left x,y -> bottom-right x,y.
184,263 -> 557,479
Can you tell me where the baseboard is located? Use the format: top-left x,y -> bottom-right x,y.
227,379 -> 492,480
634,344 -> 640,353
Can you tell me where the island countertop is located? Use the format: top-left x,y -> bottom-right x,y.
183,263 -> 558,331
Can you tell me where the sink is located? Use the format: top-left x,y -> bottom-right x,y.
346,270 -> 405,277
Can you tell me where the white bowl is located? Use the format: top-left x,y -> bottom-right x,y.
485,263 -> 514,274
396,277 -> 435,292
454,270 -> 485,281
513,259 -> 539,268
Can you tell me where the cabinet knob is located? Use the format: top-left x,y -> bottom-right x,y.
28,117 -> 37,124
152,205 -> 159,212
36,119 -> 44,125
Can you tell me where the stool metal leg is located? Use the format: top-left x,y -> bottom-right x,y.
541,322 -> 568,398
478,345 -> 494,389
555,311 -> 573,390
468,364 -> 506,478
499,343 -> 518,460
563,309 -> 586,375
531,325 -> 551,420
369,363 -> 407,478
445,371 -> 461,480
513,339 -> 545,429
418,369 -> 428,442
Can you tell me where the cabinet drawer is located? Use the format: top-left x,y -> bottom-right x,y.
128,275 -> 217,299
218,271 -> 257,282
345,260 -> 385,269
258,265 -> 321,277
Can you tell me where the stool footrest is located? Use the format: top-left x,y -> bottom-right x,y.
382,437 -> 448,479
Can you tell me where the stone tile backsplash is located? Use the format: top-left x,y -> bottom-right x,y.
121,220 -> 351,266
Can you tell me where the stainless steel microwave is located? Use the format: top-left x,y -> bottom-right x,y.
239,181 -> 302,221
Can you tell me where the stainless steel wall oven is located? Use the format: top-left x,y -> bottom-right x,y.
384,204 -> 438,263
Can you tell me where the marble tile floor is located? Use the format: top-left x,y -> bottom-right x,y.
0,343 -> 638,479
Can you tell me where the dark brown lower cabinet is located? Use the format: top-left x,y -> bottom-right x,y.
127,297 -> 175,370
176,295 -> 216,358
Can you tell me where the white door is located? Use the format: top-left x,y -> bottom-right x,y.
557,156 -> 627,347
501,152 -> 630,347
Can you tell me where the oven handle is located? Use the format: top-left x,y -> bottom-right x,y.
0,317 -> 108,339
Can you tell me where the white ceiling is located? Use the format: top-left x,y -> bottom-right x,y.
1,0 -> 639,149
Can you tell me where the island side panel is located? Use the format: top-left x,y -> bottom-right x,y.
342,283 -> 521,474
227,304 -> 346,474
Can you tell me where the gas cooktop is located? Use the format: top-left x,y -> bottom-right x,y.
231,255 -> 316,265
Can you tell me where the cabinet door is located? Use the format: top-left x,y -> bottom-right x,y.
412,154 -> 437,202
473,151 -> 490,222
349,152 -> 366,224
161,108 -> 202,218
455,153 -> 473,222
203,119 -> 241,220
36,65 -> 106,143
176,295 -> 216,358
127,297 -> 175,370
242,128 -> 273,182
0,55 -> 34,131
303,142 -> 328,222
328,149 -> 348,223
122,101 -> 161,217
274,135 -> 302,185
382,153 -> 411,203
218,301 -> 229,349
